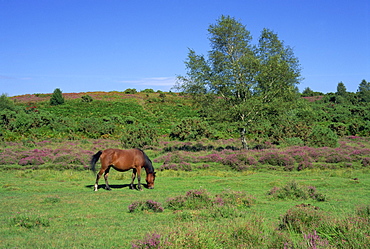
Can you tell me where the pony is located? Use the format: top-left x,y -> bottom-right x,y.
90,148 -> 156,191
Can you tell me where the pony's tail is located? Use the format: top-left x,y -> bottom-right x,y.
90,151 -> 102,174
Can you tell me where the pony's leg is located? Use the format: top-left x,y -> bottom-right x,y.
130,169 -> 137,190
94,169 -> 105,191
104,167 -> 111,190
137,168 -> 142,191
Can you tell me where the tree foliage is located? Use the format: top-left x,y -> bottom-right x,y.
176,15 -> 302,148
357,79 -> 370,102
50,88 -> 65,106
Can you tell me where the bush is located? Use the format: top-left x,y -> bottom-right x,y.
50,88 -> 65,106
131,233 -> 162,249
140,89 -> 155,93
259,152 -> 295,171
81,95 -> 93,103
306,125 -> 338,147
128,200 -> 164,213
268,181 -> 326,201
170,118 -> 213,141
78,118 -> 115,138
124,88 -> 137,94
278,204 -> 324,233
0,93 -> 16,111
121,123 -> 158,148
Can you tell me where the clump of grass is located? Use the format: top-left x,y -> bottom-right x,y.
278,204 -> 324,233
268,180 -> 326,201
131,233 -> 162,249
128,200 -> 164,213
10,213 -> 50,228
43,196 -> 61,204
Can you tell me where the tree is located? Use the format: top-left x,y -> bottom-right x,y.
50,88 -> 65,105
357,79 -> 370,102
302,87 -> 314,97
0,93 -> 16,111
336,82 -> 347,97
175,16 -> 302,148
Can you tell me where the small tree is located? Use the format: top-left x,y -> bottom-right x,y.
0,93 -> 16,111
50,88 -> 64,105
336,82 -> 348,98
357,79 -> 370,102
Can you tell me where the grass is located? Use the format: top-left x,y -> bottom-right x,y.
0,168 -> 369,248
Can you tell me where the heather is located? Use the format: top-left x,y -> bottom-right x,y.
1,136 -> 370,173
154,136 -> 370,172
0,139 -> 120,170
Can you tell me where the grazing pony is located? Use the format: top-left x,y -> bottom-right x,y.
90,148 -> 156,191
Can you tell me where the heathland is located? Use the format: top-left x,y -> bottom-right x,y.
0,90 -> 369,248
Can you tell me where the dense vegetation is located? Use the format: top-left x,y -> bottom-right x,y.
1,82 -> 370,148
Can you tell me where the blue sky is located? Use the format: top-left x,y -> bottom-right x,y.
1,0 -> 369,96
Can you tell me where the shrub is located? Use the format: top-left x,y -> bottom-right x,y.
0,93 -> 16,111
306,125 -> 338,147
259,152 -> 295,170
170,118 -> 213,141
81,95 -> 93,102
121,123 -> 158,148
268,181 -> 326,201
215,190 -> 256,208
166,189 -> 213,210
140,89 -> 155,93
303,231 -> 330,249
78,118 -> 115,138
278,204 -> 324,233
124,88 -> 137,94
362,157 -> 370,167
131,233 -> 162,249
128,200 -> 164,213
166,189 -> 255,211
50,88 -> 64,105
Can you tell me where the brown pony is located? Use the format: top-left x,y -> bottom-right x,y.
90,148 -> 156,191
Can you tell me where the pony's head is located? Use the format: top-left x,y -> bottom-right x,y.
146,172 -> 156,189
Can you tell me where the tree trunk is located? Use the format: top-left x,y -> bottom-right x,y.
239,127 -> 248,149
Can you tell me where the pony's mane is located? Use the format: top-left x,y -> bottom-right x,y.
137,149 -> 155,173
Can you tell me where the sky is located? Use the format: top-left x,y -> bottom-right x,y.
1,0 -> 369,96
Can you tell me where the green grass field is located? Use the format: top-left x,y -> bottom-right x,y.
1,168 -> 369,248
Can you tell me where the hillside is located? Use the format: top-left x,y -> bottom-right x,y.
1,90 -> 370,146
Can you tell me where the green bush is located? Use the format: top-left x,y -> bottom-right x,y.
170,118 -> 213,141
140,89 -> 155,93
78,118 -> 115,138
121,123 -> 158,148
278,204 -> 324,233
0,93 -> 16,111
268,181 -> 326,201
124,88 -> 137,94
306,125 -> 338,147
81,95 -> 93,103
50,88 -> 65,106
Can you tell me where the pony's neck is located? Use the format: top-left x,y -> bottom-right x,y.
144,164 -> 154,174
